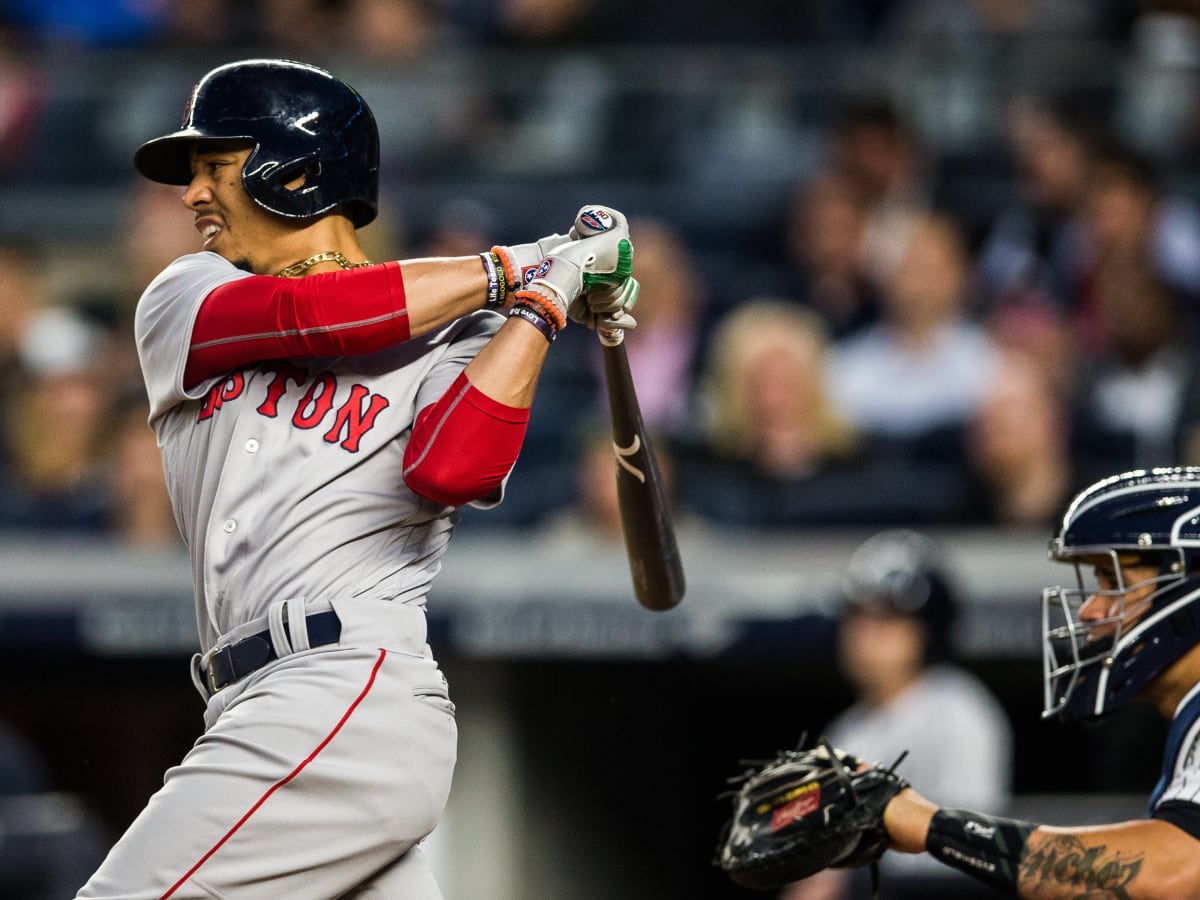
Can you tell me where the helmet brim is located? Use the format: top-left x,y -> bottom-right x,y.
133,130 -> 255,185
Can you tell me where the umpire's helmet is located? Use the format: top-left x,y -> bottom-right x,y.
838,529 -> 959,664
1043,467 -> 1200,721
134,59 -> 379,227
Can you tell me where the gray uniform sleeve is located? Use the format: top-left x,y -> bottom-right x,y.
134,252 -> 254,425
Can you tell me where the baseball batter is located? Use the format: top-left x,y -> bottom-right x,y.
75,58 -> 637,899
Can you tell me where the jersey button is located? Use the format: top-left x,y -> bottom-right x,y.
245,439 -> 259,453
223,519 -> 237,533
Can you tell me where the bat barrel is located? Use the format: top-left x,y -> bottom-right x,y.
602,341 -> 686,611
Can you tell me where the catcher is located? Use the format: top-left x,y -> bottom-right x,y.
719,467 -> 1200,898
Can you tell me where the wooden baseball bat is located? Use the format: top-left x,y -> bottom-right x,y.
599,328 -> 686,611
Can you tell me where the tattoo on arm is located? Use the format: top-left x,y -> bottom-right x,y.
1020,834 -> 1144,899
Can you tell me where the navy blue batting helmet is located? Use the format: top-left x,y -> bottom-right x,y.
838,529 -> 959,664
1043,467 -> 1200,721
133,58 -> 379,228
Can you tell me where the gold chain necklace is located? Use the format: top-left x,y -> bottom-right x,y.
275,250 -> 374,278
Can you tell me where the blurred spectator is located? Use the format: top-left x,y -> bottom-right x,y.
826,210 -> 1003,446
589,216 -> 710,437
752,169 -> 882,340
155,0 -> 255,49
0,38 -> 47,175
0,306 -> 113,533
678,300 -> 957,527
781,530 -> 1012,900
1115,3 -> 1200,161
982,119 -> 1200,367
1071,259 -> 1196,483
0,238 -> 50,466
335,0 -> 457,63
410,197 -> 496,259
1074,138 -> 1200,347
489,0 -> 597,43
877,0 -> 1125,151
973,93 -> 1095,389
827,99 -> 932,290
120,180 -> 203,300
106,394 -> 180,549
252,0 -> 341,56
960,348 -> 1074,527
694,301 -> 859,481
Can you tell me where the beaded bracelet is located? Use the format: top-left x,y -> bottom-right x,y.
512,287 -> 567,332
508,303 -> 557,343
490,245 -> 520,301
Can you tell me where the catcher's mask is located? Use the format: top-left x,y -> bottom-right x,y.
133,58 -> 379,228
1043,467 -> 1200,722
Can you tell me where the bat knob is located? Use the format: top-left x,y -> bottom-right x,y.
597,326 -> 625,347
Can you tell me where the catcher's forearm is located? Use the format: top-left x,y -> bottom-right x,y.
882,787 -> 937,852
925,809 -> 1036,895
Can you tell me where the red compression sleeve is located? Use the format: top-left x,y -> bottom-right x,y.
184,262 -> 409,388
403,372 -> 531,506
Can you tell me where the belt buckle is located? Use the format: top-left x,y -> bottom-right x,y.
205,646 -> 226,696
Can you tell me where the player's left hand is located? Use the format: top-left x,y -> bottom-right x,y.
492,231 -> 573,299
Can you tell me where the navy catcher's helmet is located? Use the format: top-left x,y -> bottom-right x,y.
838,529 -> 959,664
134,59 -> 379,227
1043,467 -> 1200,721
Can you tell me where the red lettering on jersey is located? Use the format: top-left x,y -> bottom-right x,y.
196,366 -> 388,452
324,384 -> 391,452
293,373 -> 337,429
257,364 -> 307,417
197,373 -> 246,421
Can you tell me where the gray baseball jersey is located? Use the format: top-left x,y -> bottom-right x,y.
78,251 -> 500,899
138,251 -> 503,651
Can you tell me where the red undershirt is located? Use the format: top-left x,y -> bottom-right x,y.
184,264 -> 529,505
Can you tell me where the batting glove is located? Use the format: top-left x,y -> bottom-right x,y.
574,275 -> 639,330
491,231 -> 573,304
513,227 -> 634,331
564,205 -> 637,329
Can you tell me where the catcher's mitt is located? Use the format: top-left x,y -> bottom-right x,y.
715,738 -> 909,891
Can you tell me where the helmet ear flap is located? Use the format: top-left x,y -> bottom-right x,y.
250,156 -> 326,218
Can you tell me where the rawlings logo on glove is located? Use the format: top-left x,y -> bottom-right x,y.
715,738 -> 909,892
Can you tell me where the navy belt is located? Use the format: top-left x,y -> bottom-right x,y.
204,610 -> 341,694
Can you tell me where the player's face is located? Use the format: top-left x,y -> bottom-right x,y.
1075,554 -> 1161,642
182,143 -> 297,273
837,609 -> 925,699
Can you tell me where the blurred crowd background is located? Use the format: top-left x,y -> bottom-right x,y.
0,0 -> 1198,896
4,0 -> 1200,541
